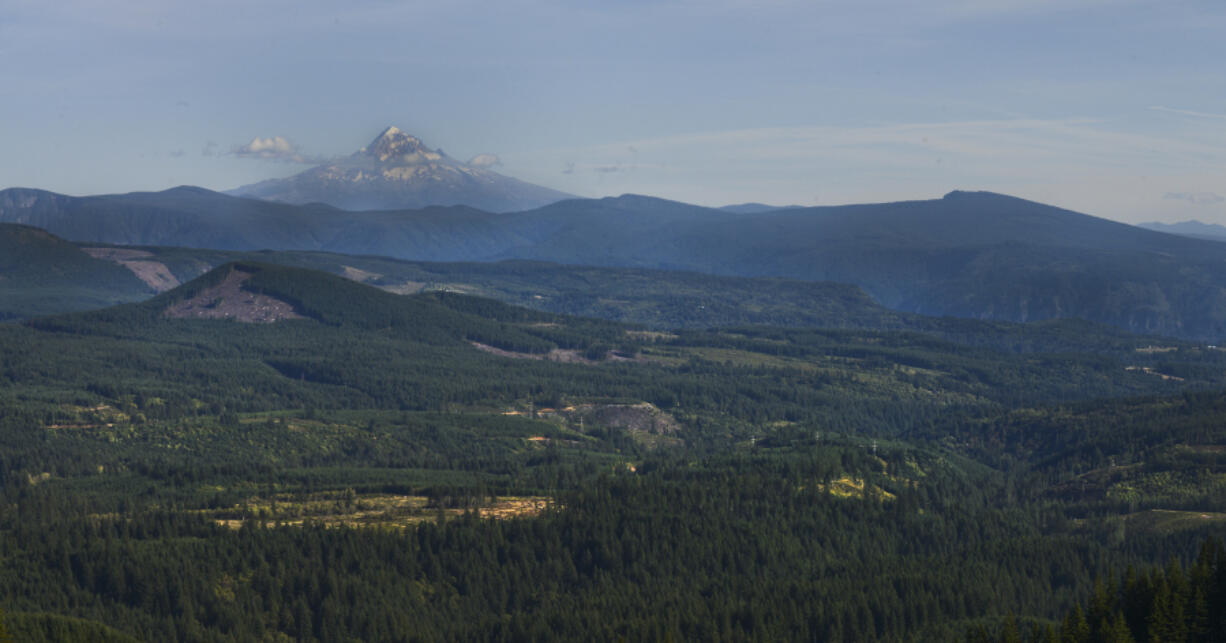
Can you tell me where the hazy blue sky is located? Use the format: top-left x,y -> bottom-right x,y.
2,0 -> 1223,222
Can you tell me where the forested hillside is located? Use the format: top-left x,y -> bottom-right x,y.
0,224 -> 152,320
0,263 -> 1225,640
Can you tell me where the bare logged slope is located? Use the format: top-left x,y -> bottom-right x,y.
80,247 -> 180,292
162,268 -> 304,323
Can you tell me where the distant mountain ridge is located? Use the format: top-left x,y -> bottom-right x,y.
0,185 -> 527,260
1137,220 -> 1226,242
717,203 -> 802,214
7,185 -> 1226,338
227,127 -> 574,212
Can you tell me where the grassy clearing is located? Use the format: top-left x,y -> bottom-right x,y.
1104,468 -> 1226,506
815,476 -> 896,501
46,404 -> 131,429
1124,509 -> 1226,535
625,330 -> 678,341
676,346 -> 819,370
205,491 -> 552,529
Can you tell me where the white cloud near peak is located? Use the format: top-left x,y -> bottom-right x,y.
231,136 -> 311,163
467,153 -> 502,168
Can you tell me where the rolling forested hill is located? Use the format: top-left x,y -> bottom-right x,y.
0,223 -> 152,320
5,187 -> 1226,339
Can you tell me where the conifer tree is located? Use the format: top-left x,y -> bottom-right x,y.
1102,611 -> 1135,643
1063,605 -> 1090,643
1000,613 -> 1022,643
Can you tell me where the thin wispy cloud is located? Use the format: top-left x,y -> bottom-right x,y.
526,116 -> 1226,219
1150,106 -> 1226,120
555,117 -> 1223,174
1164,192 -> 1225,206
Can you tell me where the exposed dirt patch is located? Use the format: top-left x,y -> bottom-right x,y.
542,402 -> 683,447
470,341 -> 593,363
377,281 -> 426,295
121,261 -> 179,292
1125,365 -> 1185,381
471,342 -> 648,365
1123,509 -> 1226,534
1135,345 -> 1178,354
163,269 -> 305,323
471,342 -> 548,360
340,265 -> 382,283
504,401 -> 684,447
477,497 -> 551,520
1184,445 -> 1226,454
546,349 -> 591,363
82,247 -> 153,261
82,247 -> 181,292
626,330 -> 679,341
210,493 -> 549,529
579,402 -> 681,434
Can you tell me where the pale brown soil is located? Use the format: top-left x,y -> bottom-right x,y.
82,247 -> 181,292
122,260 -> 179,291
162,269 -> 304,323
1124,365 -> 1185,381
340,265 -> 382,283
477,497 -> 550,520
508,402 -> 683,448
1134,345 -> 1178,353
1183,445 -> 1226,453
213,495 -> 549,530
470,341 -> 592,363
470,341 -> 650,365
377,281 -> 426,295
82,247 -> 154,261
578,402 -> 681,434
626,330 -> 679,341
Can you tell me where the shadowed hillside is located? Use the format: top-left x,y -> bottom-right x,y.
0,223 -> 152,320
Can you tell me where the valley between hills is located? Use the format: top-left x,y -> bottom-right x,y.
3,136 -> 1226,641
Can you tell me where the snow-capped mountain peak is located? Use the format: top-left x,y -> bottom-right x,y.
227,127 -> 573,212
360,127 -> 443,165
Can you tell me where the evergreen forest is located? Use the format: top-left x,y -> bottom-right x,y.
2,262 -> 1226,641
